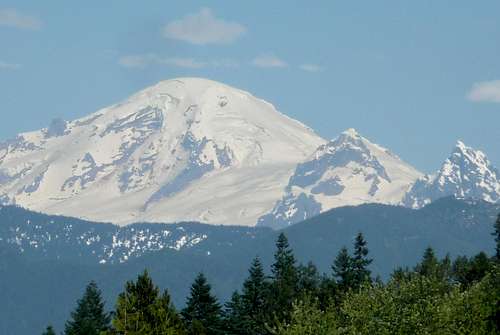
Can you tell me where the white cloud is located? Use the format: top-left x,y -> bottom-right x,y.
0,60 -> 21,70
299,64 -> 324,72
252,54 -> 287,68
467,80 -> 500,103
118,54 -> 238,69
163,8 -> 246,45
0,8 -> 41,30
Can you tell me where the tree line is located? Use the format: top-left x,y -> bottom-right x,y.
43,214 -> 500,334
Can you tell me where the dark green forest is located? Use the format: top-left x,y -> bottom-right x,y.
44,214 -> 500,335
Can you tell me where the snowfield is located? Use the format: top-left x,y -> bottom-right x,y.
0,78 -> 498,227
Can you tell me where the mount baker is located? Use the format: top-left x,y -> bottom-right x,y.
0,78 -> 498,227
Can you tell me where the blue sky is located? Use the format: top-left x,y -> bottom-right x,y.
0,1 -> 499,173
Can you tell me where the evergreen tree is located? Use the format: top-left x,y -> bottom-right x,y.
64,281 -> 111,335
452,252 -> 493,287
110,270 -> 184,334
224,291 -> 246,334
182,273 -> 223,335
332,246 -> 355,291
268,233 -> 299,322
239,257 -> 268,334
352,232 -> 372,288
42,326 -> 56,335
297,261 -> 321,297
493,213 -> 500,261
415,247 -> 439,277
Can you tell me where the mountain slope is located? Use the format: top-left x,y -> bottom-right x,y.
1,198 -> 498,335
402,141 -> 500,208
0,78 -> 324,226
258,129 -> 422,228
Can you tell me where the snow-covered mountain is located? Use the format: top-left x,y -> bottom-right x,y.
0,78 -> 324,226
402,141 -> 500,208
258,129 -> 423,228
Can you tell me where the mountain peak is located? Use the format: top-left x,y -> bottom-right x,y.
258,130 -> 422,228
341,128 -> 360,138
402,141 -> 500,208
0,77 -> 324,226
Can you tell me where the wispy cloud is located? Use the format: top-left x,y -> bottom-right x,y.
252,54 -> 287,68
118,54 -> 239,69
0,8 -> 42,30
0,60 -> 21,70
163,8 -> 246,45
467,80 -> 500,103
299,64 -> 324,73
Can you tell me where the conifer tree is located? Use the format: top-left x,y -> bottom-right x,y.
110,270 -> 184,334
297,261 -> 321,296
415,247 -> 439,277
64,281 -> 111,335
42,326 -> 56,335
332,246 -> 355,291
182,273 -> 223,335
240,257 -> 268,333
493,213 -> 500,261
352,232 -> 372,288
224,291 -> 246,334
269,233 -> 299,322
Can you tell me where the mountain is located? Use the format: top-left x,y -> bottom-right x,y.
403,141 -> 500,208
1,198 -> 498,335
0,78 -> 324,226
258,128 -> 422,228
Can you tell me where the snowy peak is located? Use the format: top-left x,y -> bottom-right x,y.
402,142 -> 500,208
0,78 -> 324,226
258,129 -> 422,228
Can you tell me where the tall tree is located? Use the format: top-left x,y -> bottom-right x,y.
332,246 -> 355,291
297,261 -> 321,296
110,270 -> 184,334
352,232 -> 372,288
415,247 -> 439,277
493,213 -> 500,261
224,291 -> 246,334
240,257 -> 268,334
42,326 -> 56,335
269,233 -> 299,322
64,281 -> 111,335
182,273 -> 223,335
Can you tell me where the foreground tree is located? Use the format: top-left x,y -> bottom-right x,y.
64,281 -> 111,335
273,297 -> 339,335
182,273 -> 223,335
241,257 -> 268,334
110,270 -> 184,334
268,233 -> 299,323
352,232 -> 372,288
332,247 -> 354,292
494,213 -> 500,261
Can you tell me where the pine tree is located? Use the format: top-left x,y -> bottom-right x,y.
352,232 -> 372,288
297,261 -> 321,296
269,233 -> 299,322
224,291 -> 246,334
182,273 -> 223,335
42,326 -> 56,335
332,246 -> 355,291
238,257 -> 269,334
493,213 -> 500,261
415,247 -> 439,277
64,281 -> 111,335
110,270 -> 184,334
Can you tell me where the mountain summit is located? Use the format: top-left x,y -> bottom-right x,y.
258,129 -> 422,228
0,78 -> 324,226
402,141 -> 500,208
